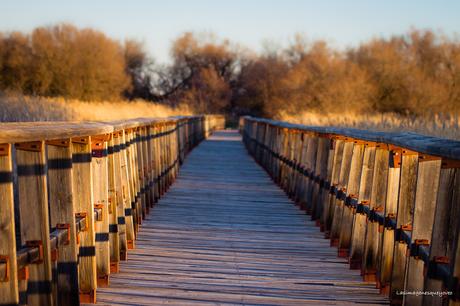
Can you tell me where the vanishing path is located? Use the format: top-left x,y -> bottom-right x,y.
96,130 -> 388,305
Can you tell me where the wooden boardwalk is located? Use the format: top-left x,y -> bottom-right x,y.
95,130 -> 388,305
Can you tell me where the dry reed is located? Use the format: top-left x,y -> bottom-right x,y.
0,92 -> 190,122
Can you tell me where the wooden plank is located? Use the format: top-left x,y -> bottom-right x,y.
16,141 -> 53,306
0,143 -> 19,305
47,141 -> 80,305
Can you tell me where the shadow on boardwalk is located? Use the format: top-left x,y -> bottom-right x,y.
95,130 -> 388,305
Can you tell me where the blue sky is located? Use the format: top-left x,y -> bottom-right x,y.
1,0 -> 459,63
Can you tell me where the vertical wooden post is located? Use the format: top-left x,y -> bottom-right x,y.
112,131 -> 128,261
390,151 -> 418,303
311,136 -> 331,223
296,132 -> 307,204
362,145 -> 390,282
423,165 -> 459,306
120,130 -> 135,252
152,125 -> 160,202
404,157 -> 442,305
46,139 -> 80,306
323,139 -> 345,234
338,141 -> 365,258
303,135 -> 319,214
145,125 -> 154,208
71,136 -> 97,303
0,143 -> 19,305
132,128 -> 142,228
135,127 -> 146,219
125,129 -> 139,239
349,144 -> 377,270
378,156 -> 400,294
330,140 -> 354,245
16,140 -> 53,306
91,135 -> 111,287
107,134 -> 120,273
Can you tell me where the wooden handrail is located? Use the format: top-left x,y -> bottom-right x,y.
241,116 -> 460,305
242,116 -> 460,160
0,114 -> 225,305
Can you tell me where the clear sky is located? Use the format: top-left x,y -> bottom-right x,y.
1,0 -> 459,63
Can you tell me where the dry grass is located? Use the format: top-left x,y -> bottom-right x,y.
0,92 -> 191,122
279,111 -> 460,141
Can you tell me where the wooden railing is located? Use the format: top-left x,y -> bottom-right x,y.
241,116 -> 460,306
0,115 -> 225,306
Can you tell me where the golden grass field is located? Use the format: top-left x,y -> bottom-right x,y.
0,93 -> 191,122
1,92 -> 458,141
279,111 -> 460,141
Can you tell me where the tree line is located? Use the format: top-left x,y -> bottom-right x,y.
1,24 -> 459,117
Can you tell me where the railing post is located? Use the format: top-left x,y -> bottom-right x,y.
91,135 -> 111,288
302,133 -> 319,213
0,143 -> 19,305
322,138 -> 344,236
47,139 -> 80,305
330,138 -> 353,244
423,165 -> 460,305
15,140 -> 53,305
390,150 -> 419,303
337,140 -> 365,258
71,136 -> 97,303
112,131 -> 128,261
362,145 -> 390,282
125,128 -> 139,239
349,144 -> 377,270
107,134 -> 120,273
311,136 -> 331,223
404,156 -> 442,305
145,125 -> 155,208
377,149 -> 400,294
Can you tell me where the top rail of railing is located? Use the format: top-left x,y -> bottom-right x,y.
242,116 -> 460,161
0,115 -> 225,144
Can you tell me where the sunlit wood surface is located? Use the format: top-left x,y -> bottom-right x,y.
94,130 -> 388,305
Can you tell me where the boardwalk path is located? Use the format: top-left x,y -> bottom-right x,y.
96,130 -> 388,305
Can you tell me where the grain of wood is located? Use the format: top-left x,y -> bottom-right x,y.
95,130 -> 388,305
0,144 -> 19,304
